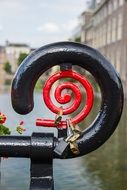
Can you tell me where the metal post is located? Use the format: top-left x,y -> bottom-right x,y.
30,133 -> 54,190
0,133 -> 54,190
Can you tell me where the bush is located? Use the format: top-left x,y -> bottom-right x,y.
18,53 -> 28,66
4,61 -> 12,74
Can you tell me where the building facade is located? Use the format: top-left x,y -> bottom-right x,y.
0,46 -> 6,89
5,41 -> 30,73
79,0 -> 127,97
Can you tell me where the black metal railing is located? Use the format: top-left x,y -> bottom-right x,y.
0,42 -> 123,190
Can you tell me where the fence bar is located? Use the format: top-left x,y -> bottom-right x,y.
0,136 -> 30,157
0,133 -> 54,190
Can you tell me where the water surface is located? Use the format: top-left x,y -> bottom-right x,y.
0,93 -> 126,190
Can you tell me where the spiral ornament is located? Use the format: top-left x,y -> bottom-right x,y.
11,42 -> 123,157
36,69 -> 94,128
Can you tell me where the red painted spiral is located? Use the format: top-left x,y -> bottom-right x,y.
36,69 -> 94,128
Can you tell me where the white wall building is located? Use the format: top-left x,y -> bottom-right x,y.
5,41 -> 30,73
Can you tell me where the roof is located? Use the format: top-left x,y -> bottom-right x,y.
93,0 -> 109,14
30,48 -> 36,52
80,10 -> 93,17
7,42 -> 29,48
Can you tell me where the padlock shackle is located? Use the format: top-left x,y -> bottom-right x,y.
11,42 -> 123,158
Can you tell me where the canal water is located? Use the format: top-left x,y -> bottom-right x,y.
0,93 -> 126,190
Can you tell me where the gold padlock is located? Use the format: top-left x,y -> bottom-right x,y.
69,142 -> 80,155
74,125 -> 82,134
69,134 -> 80,143
67,119 -> 81,134
66,119 -> 75,131
55,106 -> 63,125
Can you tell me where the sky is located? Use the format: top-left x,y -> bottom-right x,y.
0,0 -> 88,48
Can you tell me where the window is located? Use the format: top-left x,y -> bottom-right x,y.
100,27 -> 103,47
98,15 -> 100,24
97,28 -> 100,47
93,17 -> 96,26
81,30 -> 85,43
112,17 -> 116,42
97,29 -> 100,48
104,7 -> 107,18
117,13 -> 123,40
106,50 -> 110,60
119,0 -> 124,6
110,51 -> 113,64
108,1 -> 112,15
96,15 -> 98,25
116,48 -> 121,73
107,19 -> 111,44
79,15 -> 85,27
93,31 -> 97,48
101,24 -> 106,46
103,24 -> 107,46
102,25 -> 104,46
113,0 -> 118,10
100,10 -> 103,22
111,50 -> 116,66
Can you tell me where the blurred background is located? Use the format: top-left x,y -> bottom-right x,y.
0,0 -> 127,190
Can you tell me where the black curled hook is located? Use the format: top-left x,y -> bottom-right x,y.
11,42 -> 124,158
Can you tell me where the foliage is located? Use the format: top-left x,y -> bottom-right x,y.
0,113 -> 26,135
4,79 -> 11,85
35,79 -> 43,91
0,113 -> 10,135
4,61 -> 12,74
16,121 -> 26,134
0,124 -> 11,135
17,53 -> 28,66
74,36 -> 81,43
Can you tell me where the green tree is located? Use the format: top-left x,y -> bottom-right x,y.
17,53 -> 28,66
4,61 -> 12,74
74,36 -> 81,43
